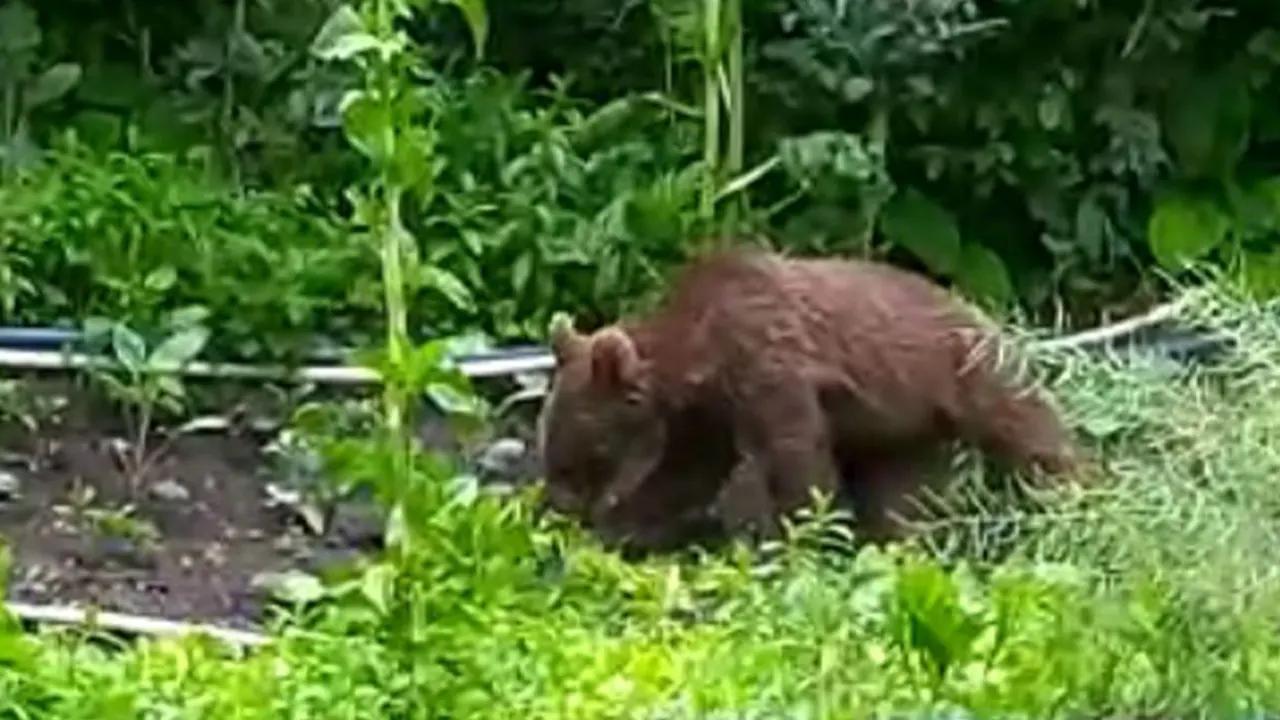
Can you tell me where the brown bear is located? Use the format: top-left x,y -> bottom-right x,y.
538,246 -> 1083,551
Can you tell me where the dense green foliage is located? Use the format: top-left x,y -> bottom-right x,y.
4,288 -> 1280,717
4,0 -> 1280,358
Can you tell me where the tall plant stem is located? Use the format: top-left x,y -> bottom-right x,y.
725,0 -> 743,178
381,184 -> 410,456
700,0 -> 722,222
724,0 -> 744,226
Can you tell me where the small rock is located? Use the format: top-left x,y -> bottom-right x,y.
0,470 -> 21,500
250,569 -> 326,604
478,437 -> 527,478
149,479 -> 191,503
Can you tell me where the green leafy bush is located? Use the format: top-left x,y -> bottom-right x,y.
0,65 -> 710,353
747,0 -> 1280,319
413,70 -> 704,338
0,143 -> 378,361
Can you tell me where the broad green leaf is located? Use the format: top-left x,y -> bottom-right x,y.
444,0 -> 488,59
955,244 -> 1014,306
880,188 -> 962,276
420,265 -> 475,312
143,266 -> 177,292
314,31 -> 381,62
111,324 -> 147,374
149,326 -> 210,370
840,76 -> 873,103
96,373 -> 136,405
0,2 -> 39,56
1147,192 -> 1230,270
340,91 -> 393,165
388,125 -> 434,192
890,559 -> 981,681
23,63 -> 81,109
360,563 -> 396,616
82,316 -> 114,345
427,382 -> 486,419
573,96 -> 644,152
169,305 -> 211,329
446,473 -> 481,508
1037,89 -> 1068,131
155,375 -> 185,403
512,252 -> 532,296
311,6 -> 369,60
383,503 -> 409,553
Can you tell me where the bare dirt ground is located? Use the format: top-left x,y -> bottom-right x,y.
0,374 -> 541,630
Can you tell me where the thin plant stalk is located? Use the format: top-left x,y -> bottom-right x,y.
700,0 -> 721,221
367,0 -> 414,492
380,184 -> 412,483
724,0 -> 744,227
725,0 -> 743,178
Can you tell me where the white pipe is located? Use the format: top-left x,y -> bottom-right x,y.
1037,297 -> 1191,352
0,347 -> 556,384
5,601 -> 268,648
0,299 -> 1188,388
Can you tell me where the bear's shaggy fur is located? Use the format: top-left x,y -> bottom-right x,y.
538,247 -> 1082,551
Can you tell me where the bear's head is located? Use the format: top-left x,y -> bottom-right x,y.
537,315 -> 667,524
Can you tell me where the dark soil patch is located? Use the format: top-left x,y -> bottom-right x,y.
0,374 -> 542,631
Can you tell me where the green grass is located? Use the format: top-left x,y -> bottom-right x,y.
4,285 -> 1280,719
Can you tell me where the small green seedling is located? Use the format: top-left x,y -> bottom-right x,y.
85,319 -> 210,494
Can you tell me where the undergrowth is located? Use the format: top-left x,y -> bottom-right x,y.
3,286 -> 1280,719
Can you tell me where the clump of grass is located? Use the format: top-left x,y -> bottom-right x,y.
4,285 -> 1280,719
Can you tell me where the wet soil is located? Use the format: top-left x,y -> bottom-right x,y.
0,374 -> 542,631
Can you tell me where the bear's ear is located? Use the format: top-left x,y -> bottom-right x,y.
588,327 -> 646,397
549,313 -> 587,365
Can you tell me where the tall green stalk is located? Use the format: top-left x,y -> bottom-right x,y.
700,0 -> 722,221
380,185 -> 411,482
725,0 -> 743,178
370,0 -> 411,483
221,0 -> 246,188
313,0 -> 486,513
697,0 -> 745,227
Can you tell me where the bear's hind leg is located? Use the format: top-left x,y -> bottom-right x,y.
841,451 -> 947,544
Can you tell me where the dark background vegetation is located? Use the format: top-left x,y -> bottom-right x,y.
3,0 -> 1280,360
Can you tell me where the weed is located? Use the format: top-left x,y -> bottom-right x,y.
0,379 -> 66,464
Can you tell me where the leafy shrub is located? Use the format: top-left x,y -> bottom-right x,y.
747,0 -> 1280,320
412,70 -> 704,339
0,76 -> 707,353
0,143 -> 378,361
